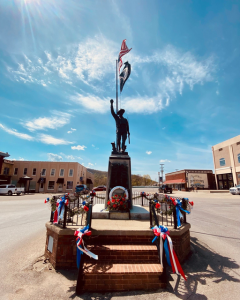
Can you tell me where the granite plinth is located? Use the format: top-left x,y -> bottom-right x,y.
105,154 -> 132,208
92,204 -> 149,220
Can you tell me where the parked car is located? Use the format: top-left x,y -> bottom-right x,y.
229,185 -> 240,195
75,184 -> 89,194
0,184 -> 24,196
159,184 -> 172,194
93,185 -> 106,191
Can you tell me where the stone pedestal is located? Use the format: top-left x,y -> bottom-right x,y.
105,154 -> 132,209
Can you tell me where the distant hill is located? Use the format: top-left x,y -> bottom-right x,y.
87,168 -> 157,186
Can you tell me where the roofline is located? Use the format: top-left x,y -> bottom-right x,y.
166,169 -> 213,175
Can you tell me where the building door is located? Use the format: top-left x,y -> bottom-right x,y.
39,183 -> 44,192
58,184 -> 63,192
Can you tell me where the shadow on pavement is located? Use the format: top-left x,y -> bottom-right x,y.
167,236 -> 240,299
58,236 -> 240,300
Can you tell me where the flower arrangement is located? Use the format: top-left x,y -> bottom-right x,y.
107,193 -> 129,211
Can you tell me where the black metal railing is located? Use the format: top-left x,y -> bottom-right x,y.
48,192 -> 189,230
48,193 -> 93,229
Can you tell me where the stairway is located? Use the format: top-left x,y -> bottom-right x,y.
78,235 -> 167,292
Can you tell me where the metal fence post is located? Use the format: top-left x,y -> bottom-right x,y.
149,200 -> 153,228
173,206 -> 177,229
63,205 -> 67,229
182,198 -> 187,223
142,195 -> 143,206
86,204 -> 92,229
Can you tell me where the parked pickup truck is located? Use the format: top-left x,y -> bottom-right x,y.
159,184 -> 172,194
0,184 -> 24,196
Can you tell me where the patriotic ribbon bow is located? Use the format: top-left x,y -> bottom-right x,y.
53,195 -> 69,224
44,197 -> 50,203
152,225 -> 186,280
169,198 -> 190,227
74,225 -> 98,268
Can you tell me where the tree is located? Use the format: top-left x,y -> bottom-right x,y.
142,174 -> 152,186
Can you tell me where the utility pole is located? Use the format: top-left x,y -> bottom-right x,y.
160,164 -> 164,185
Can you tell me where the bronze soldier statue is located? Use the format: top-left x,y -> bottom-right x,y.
110,99 -> 130,153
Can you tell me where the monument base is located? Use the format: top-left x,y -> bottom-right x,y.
105,154 -> 132,208
92,204 -> 149,220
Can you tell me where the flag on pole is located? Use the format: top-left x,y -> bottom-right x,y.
119,61 -> 131,93
118,39 -> 132,73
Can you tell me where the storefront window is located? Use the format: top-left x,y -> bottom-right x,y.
222,174 -> 227,180
67,181 -> 73,189
48,181 -> 55,190
218,181 -> 223,189
218,174 -> 222,180
238,154 -> 240,163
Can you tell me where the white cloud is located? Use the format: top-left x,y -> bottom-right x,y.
160,159 -> 171,163
59,152 -> 82,160
0,123 -> 34,141
162,127 -> 166,130
19,157 -> 25,161
216,90 -> 219,95
67,128 -> 76,134
71,145 -> 87,150
7,37 -> 215,115
48,153 -> 63,162
146,151 -> 152,155
92,144 -> 95,147
71,93 -> 109,113
23,111 -> 71,132
88,163 -> 94,167
39,134 -> 73,145
7,36 -> 117,88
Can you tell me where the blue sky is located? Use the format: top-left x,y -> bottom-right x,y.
0,0 -> 240,180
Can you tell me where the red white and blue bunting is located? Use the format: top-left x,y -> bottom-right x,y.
152,225 -> 186,280
74,225 -> 98,268
53,195 -> 69,224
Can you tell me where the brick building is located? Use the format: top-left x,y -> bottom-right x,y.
2,160 -> 94,193
212,135 -> 240,189
164,169 -> 215,191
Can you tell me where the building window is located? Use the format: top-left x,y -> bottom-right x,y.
48,181 -> 55,190
69,169 -> 73,177
50,169 -> 55,176
60,169 -> 64,176
219,158 -> 225,166
14,168 -> 18,175
238,154 -> 240,163
66,181 -> 73,189
32,168 -> 36,176
41,169 -> 46,176
24,168 -> 27,175
3,168 -> 9,175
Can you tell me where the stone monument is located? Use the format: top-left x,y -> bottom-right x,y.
105,99 -> 132,209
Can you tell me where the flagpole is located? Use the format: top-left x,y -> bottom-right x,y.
116,59 -> 118,113
116,59 -> 118,150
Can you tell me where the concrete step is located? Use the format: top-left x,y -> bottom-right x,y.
79,263 -> 166,292
87,234 -> 153,245
85,244 -> 159,263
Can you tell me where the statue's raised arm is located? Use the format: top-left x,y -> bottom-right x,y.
110,99 -> 118,121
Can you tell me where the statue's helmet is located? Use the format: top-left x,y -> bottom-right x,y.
117,109 -> 125,116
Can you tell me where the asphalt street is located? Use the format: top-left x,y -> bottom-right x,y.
0,190 -> 239,299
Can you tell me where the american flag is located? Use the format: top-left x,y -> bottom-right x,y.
118,39 -> 132,73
